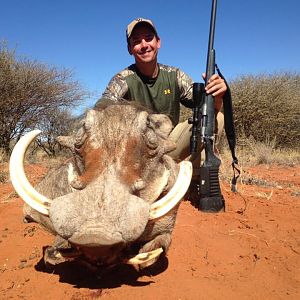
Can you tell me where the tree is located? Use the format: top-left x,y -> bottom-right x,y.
34,108 -> 77,157
0,43 -> 87,155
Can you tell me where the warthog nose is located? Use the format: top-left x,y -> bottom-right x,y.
79,241 -> 126,265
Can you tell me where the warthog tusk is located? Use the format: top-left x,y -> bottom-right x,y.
149,161 -> 193,220
125,247 -> 163,265
9,130 -> 51,216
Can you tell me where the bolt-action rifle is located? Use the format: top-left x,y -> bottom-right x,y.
189,0 -> 225,212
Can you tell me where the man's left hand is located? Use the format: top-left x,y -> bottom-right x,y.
202,73 -> 227,111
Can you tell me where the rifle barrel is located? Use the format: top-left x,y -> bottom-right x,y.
205,0 -> 217,83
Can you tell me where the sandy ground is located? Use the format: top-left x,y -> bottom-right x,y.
0,162 -> 299,300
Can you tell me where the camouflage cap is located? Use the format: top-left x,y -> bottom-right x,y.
126,18 -> 158,41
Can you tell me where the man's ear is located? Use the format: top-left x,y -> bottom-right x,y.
127,44 -> 132,55
157,36 -> 161,49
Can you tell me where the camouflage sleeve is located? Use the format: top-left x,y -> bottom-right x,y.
94,71 -> 129,108
176,69 -> 194,109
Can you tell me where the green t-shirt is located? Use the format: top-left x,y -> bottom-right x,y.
95,63 -> 194,126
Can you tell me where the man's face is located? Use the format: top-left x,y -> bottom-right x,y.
128,24 -> 161,64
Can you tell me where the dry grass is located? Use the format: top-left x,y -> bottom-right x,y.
26,148 -> 68,169
0,170 -> 8,183
219,134 -> 300,188
0,150 -> 9,183
234,135 -> 300,167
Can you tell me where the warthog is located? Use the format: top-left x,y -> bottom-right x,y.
10,103 -> 192,269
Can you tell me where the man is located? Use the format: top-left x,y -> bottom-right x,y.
95,17 -> 227,174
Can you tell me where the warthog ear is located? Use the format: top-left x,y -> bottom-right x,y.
56,119 -> 87,151
57,124 -> 87,177
147,114 -> 173,139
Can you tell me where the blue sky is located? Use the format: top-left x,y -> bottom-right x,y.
1,0 -> 299,115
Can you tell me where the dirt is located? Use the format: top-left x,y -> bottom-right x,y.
0,162 -> 299,300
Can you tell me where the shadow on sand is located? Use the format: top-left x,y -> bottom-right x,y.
34,253 -> 169,289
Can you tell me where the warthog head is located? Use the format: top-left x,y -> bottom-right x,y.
10,103 -> 192,268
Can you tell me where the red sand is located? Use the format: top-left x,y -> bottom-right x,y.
0,163 -> 299,299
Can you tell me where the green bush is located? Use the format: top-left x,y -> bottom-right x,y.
230,72 -> 300,149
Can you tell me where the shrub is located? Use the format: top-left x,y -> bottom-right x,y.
230,72 -> 300,149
